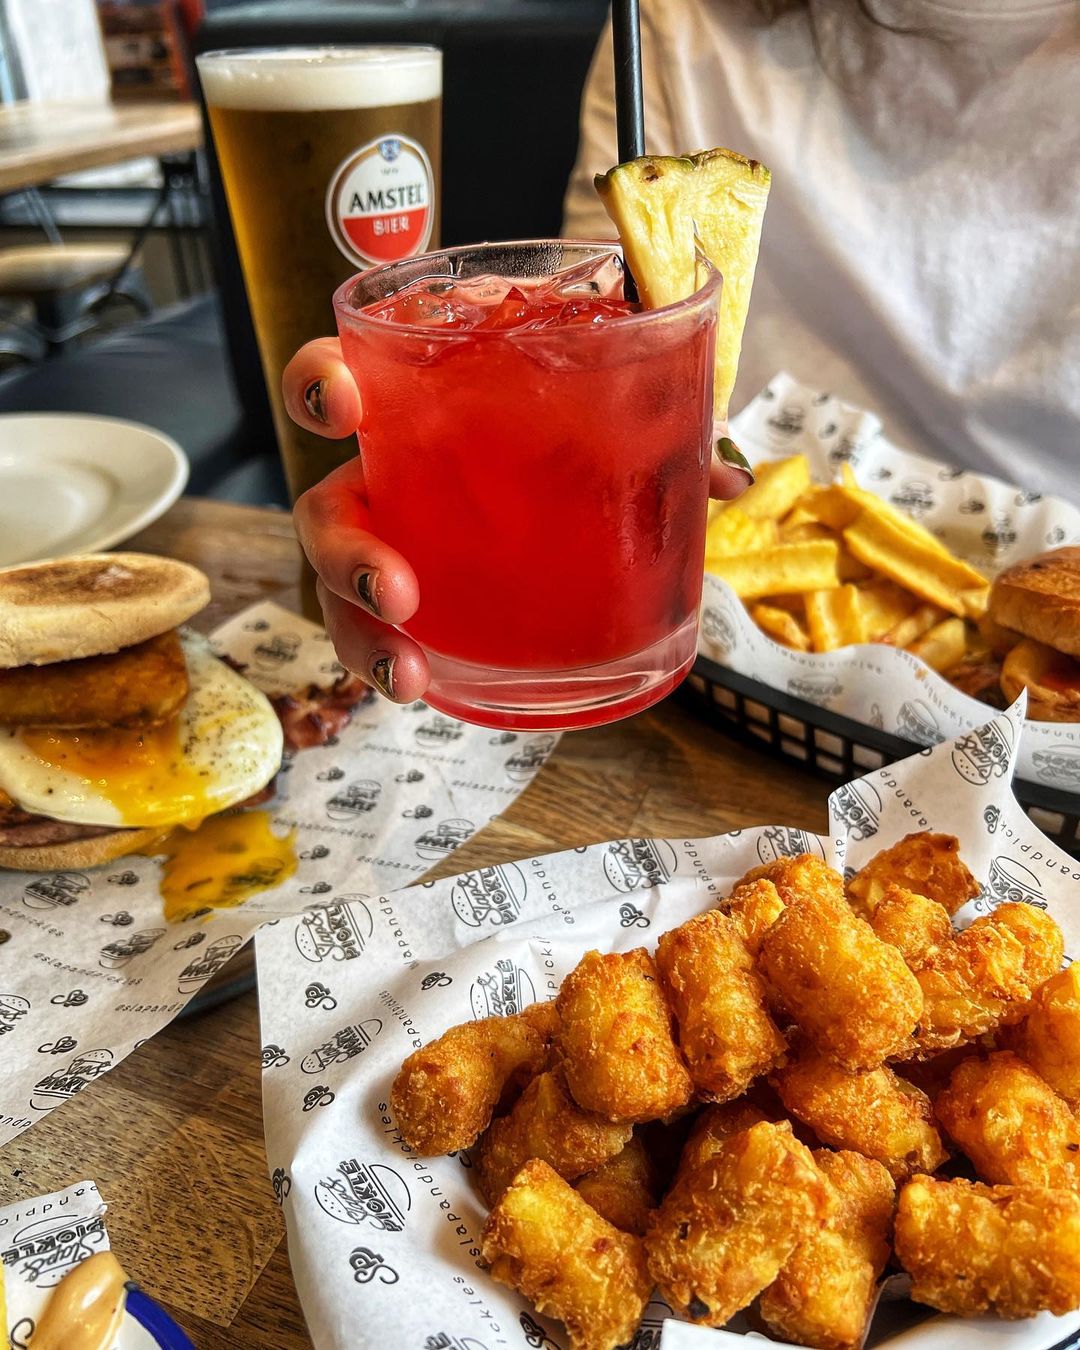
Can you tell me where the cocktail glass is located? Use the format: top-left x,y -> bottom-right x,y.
333,239 -> 719,730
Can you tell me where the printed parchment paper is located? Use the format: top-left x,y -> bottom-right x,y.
1,1180 -> 112,1346
256,701 -> 1080,1350
0,601 -> 557,1148
700,372 -> 1080,786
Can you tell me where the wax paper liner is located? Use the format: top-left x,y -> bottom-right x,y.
0,601 -> 557,1148
256,699 -> 1080,1350
700,373 -> 1080,787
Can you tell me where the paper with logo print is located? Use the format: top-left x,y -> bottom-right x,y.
0,1180 -> 112,1346
255,700 -> 1080,1350
700,371 -> 1080,787
0,601 -> 557,1148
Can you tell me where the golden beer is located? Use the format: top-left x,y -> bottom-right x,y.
197,47 -> 442,514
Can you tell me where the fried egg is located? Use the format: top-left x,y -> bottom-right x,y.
0,631 -> 282,827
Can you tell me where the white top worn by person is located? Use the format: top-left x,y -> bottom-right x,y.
564,0 -> 1079,496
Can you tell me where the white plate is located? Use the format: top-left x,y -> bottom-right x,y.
0,413 -> 188,567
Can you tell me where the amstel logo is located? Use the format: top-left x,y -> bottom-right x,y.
326,134 -> 434,268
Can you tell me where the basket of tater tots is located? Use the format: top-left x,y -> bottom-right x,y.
255,702 -> 1080,1350
692,374 -> 1080,851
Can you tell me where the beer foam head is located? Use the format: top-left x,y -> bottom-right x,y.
197,46 -> 441,111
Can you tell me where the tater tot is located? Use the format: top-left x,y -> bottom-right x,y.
720,877 -> 785,954
644,1121 -> 835,1327
573,1135 -> 658,1235
759,889 -> 923,1069
556,948 -> 693,1123
656,909 -> 787,1102
895,1174 -> 1080,1318
476,1069 -> 632,1205
735,853 -> 844,907
772,1048 -> 948,1180
912,902 -> 1065,1056
390,1007 -> 552,1154
481,1159 -> 652,1350
935,1050 -> 1080,1189
675,1098 -> 776,1181
868,884 -> 954,966
1004,962 -> 1080,1105
846,831 -> 979,918
759,1151 -> 895,1350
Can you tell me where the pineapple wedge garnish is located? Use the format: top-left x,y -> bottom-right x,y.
595,149 -> 771,420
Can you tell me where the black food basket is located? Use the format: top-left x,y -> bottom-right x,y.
682,654 -> 1080,860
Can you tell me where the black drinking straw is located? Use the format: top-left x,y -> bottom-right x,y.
611,0 -> 644,300
612,0 -> 645,163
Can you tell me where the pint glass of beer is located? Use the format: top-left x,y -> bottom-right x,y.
196,46 -> 442,510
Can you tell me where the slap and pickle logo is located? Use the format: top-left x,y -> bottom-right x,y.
326,779 -> 382,820
301,1019 -> 382,1074
988,856 -> 1047,910
30,1049 -> 114,1112
23,872 -> 90,910
603,839 -> 677,893
177,934 -> 244,994
99,927 -> 165,969
326,134 -> 435,269
504,734 -> 557,783
414,714 -> 464,748
831,780 -> 882,841
0,993 -> 30,1035
701,604 -> 738,651
295,898 -> 373,963
416,818 -> 474,862
470,958 -> 535,1018
757,826 -> 826,866
787,673 -> 843,702
451,864 -> 526,928
3,1211 -> 107,1287
315,1159 -> 410,1231
1033,745 -> 1080,789
952,721 -> 1014,786
897,699 -> 943,746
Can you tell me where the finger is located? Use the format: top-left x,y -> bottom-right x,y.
710,433 -> 755,500
282,337 -> 363,440
317,581 -> 430,704
294,459 -> 420,625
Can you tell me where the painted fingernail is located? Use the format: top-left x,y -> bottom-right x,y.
369,652 -> 397,701
716,436 -> 755,482
303,378 -> 329,425
352,568 -> 381,617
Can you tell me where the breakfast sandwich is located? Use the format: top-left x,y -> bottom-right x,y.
0,552 -> 283,870
990,547 -> 1080,722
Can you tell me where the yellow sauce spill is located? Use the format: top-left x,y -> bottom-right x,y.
31,1250 -> 127,1350
144,809 -> 297,922
21,719 -> 215,827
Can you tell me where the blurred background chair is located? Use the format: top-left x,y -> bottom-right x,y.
0,0 -> 607,509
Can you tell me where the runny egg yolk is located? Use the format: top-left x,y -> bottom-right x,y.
144,809 -> 297,922
21,718 -> 216,826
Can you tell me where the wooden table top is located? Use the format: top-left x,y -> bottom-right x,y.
0,99 -> 202,194
1,497 -> 831,1348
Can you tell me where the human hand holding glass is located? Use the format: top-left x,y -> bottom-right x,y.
283,335 -> 754,708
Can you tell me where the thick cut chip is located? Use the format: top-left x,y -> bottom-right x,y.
895,1175 -> 1080,1319
880,602 -> 948,649
705,506 -> 778,561
844,511 -> 989,616
482,1159 -> 652,1350
935,1050 -> 1080,1189
595,149 -> 771,418
1004,962 -> 1080,1105
908,617 -> 968,673
759,1151 -> 895,1350
0,630 -> 188,729
645,1121 -> 835,1327
857,579 -> 919,641
731,455 -> 812,522
752,602 -> 811,651
804,584 -> 868,652
708,541 -> 840,600
846,831 -> 979,917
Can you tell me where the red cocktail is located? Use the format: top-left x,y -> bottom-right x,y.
334,241 -> 719,729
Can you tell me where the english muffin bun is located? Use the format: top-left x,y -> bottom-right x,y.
0,553 -> 210,669
989,547 -> 1080,659
0,825 -> 166,872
